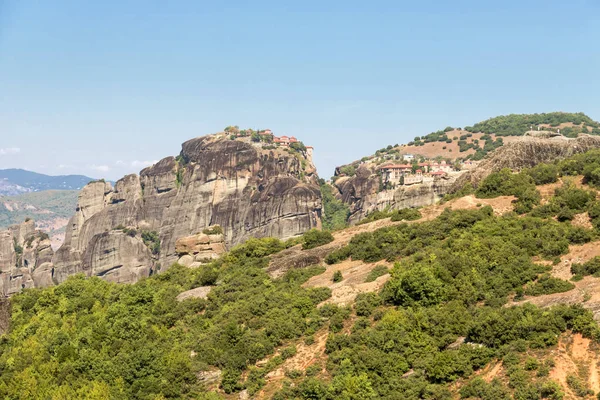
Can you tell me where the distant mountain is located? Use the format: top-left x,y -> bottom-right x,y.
0,169 -> 96,195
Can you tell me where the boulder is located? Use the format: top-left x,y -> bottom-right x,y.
176,286 -> 212,301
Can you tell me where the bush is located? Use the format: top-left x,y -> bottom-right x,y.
339,165 -> 357,177
290,141 -> 307,153
354,292 -> 382,316
525,163 -> 559,185
566,374 -> 593,397
365,265 -> 389,282
202,226 -> 223,235
141,230 -> 161,255
390,208 -> 422,221
332,271 -> 343,283
523,274 -> 575,296
571,256 -> 600,277
302,229 -> 334,250
552,184 -> 596,213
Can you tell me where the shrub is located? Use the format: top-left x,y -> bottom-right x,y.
365,265 -> 389,282
566,374 -> 593,397
141,230 -> 161,255
332,271 -> 343,283
280,346 -> 297,360
202,226 -> 223,235
354,292 -> 382,316
571,256 -> 600,277
339,165 -> 356,177
302,229 -> 334,250
290,141 -> 307,153
552,184 -> 596,213
523,274 -> 575,296
524,163 -> 559,185
390,208 -> 422,221
557,207 -> 575,222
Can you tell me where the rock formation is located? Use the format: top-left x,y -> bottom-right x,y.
0,219 -> 55,296
175,231 -> 226,267
50,133 -> 322,285
332,164 -> 457,224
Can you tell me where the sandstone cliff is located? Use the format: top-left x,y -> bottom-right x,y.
51,134 -> 322,285
331,164 -> 458,224
0,219 -> 54,296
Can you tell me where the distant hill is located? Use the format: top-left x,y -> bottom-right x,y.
0,169 -> 96,195
0,190 -> 79,248
337,112 -> 600,173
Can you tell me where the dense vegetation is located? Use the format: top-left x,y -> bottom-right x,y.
302,229 -> 334,250
5,150 -> 600,399
319,180 -> 351,231
0,238 -> 335,399
282,204 -> 598,399
464,112 -> 600,137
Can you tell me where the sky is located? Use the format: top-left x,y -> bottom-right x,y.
0,0 -> 599,180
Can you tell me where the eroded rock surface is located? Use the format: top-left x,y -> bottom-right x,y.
0,219 -> 55,296
332,164 -> 457,224
49,134 -> 322,285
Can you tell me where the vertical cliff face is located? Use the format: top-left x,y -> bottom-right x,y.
332,164 -> 456,224
51,134 -> 322,285
0,219 -> 54,296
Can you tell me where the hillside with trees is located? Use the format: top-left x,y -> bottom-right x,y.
4,149 -> 600,398
335,112 -> 600,173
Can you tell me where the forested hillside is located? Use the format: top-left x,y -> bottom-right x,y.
3,149 -> 600,399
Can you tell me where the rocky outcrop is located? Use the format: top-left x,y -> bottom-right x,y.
176,286 -> 212,302
50,134 -> 321,285
332,164 -> 457,224
0,219 -> 55,296
453,134 -> 600,190
175,231 -> 226,267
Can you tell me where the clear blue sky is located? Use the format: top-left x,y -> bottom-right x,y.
1,0 -> 599,180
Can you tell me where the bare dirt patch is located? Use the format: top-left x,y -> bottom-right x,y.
419,194 -> 516,221
399,131 -> 521,161
304,260 -> 393,306
550,333 -> 600,398
555,241 -> 600,280
512,275 -> 600,321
